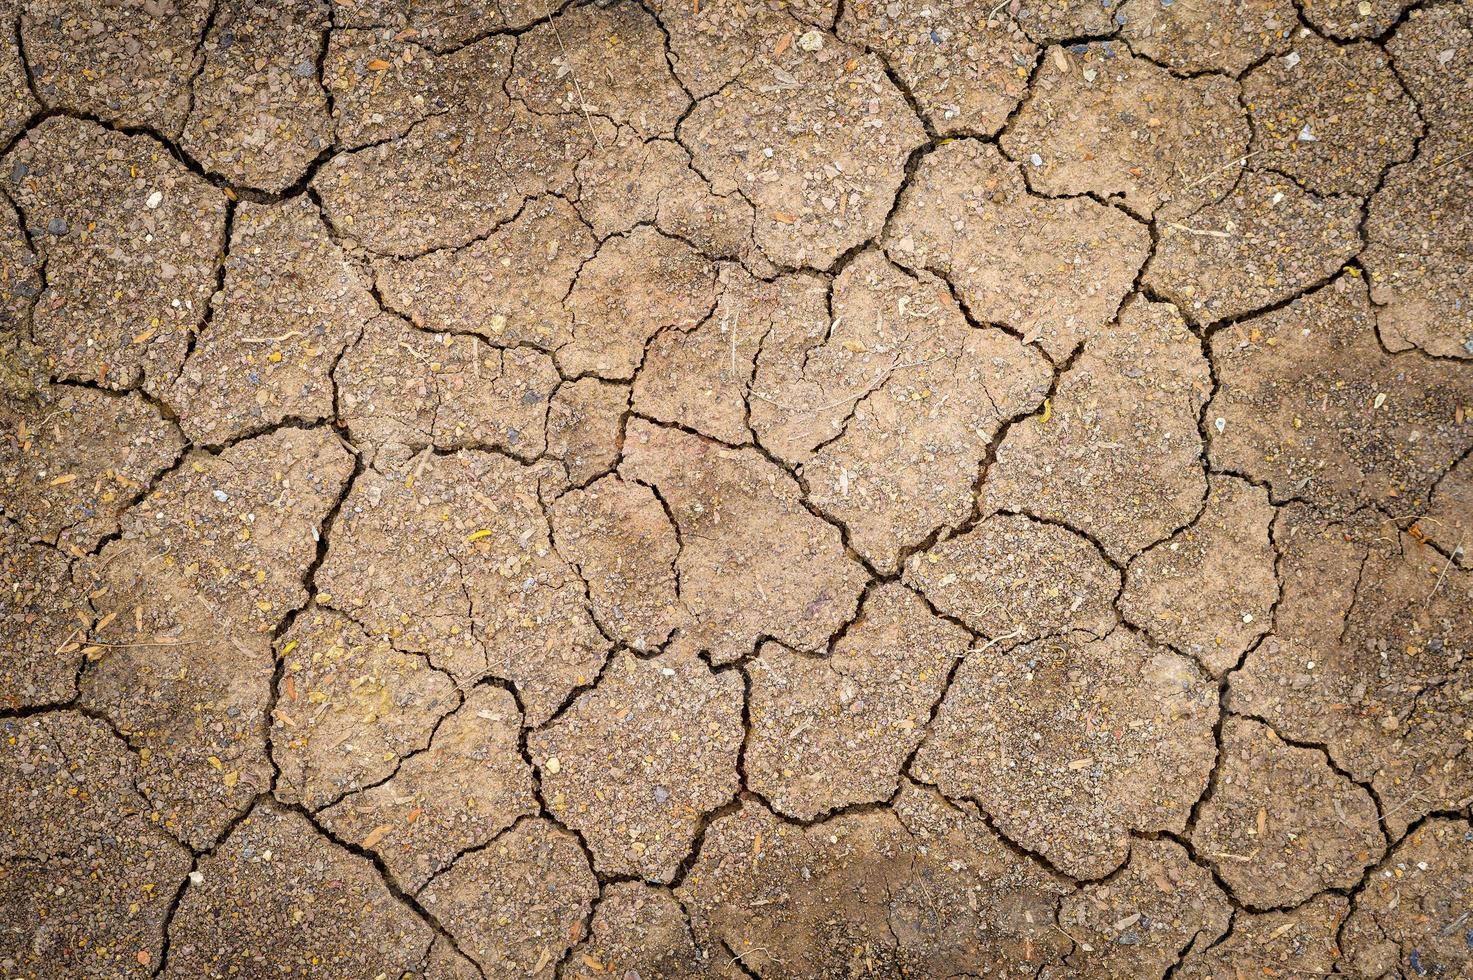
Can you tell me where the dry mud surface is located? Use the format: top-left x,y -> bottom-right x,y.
1,0 -> 1471,977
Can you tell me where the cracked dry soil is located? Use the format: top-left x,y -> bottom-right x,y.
0,0 -> 1470,977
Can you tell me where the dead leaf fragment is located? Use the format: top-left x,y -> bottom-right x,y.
360,823 -> 393,848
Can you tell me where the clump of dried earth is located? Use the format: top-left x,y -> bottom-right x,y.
2,1 -> 1471,977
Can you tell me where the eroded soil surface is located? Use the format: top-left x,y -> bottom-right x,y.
2,0 -> 1471,977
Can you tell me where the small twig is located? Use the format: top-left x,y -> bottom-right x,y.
1052,922 -> 1092,953
1210,848 -> 1261,862
50,624 -> 87,657
966,627 -> 1024,656
1429,146 -> 1473,174
1231,953 -> 1336,976
1441,910 -> 1471,936
1380,788 -> 1430,825
891,355 -> 945,372
1166,222 -> 1234,239
1426,533 -> 1464,605
239,330 -> 304,344
82,637 -> 210,649
1188,151 -> 1259,188
730,946 -> 784,968
333,431 -> 362,457
545,13 -> 604,148
728,310 -> 740,380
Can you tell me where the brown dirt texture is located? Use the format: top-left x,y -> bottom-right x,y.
2,0 -> 1471,977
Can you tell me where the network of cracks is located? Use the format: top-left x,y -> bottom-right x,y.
1,0 -> 1471,977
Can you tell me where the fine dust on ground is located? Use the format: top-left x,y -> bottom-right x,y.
1,0 -> 1471,977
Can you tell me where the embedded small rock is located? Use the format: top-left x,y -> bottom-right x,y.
1118,0 -> 1296,75
3,118 -> 227,390
335,314 -> 558,469
22,0 -> 209,135
317,450 -> 608,724
761,250 -> 1051,573
1207,275 -> 1473,515
837,0 -> 1038,135
0,382 -> 184,550
984,296 -> 1209,563
0,711 -> 192,977
78,427 -> 352,847
1145,169 -> 1362,326
510,4 -> 690,138
563,882 -> 716,980
1175,895 -> 1349,980
1229,504 -> 1473,837
373,195 -> 595,351
168,197 -> 378,443
181,0 -> 333,193
0,525 -> 86,708
561,226 -> 720,381
677,785 -> 1072,977
1340,818 -> 1473,978
548,475 -> 683,651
